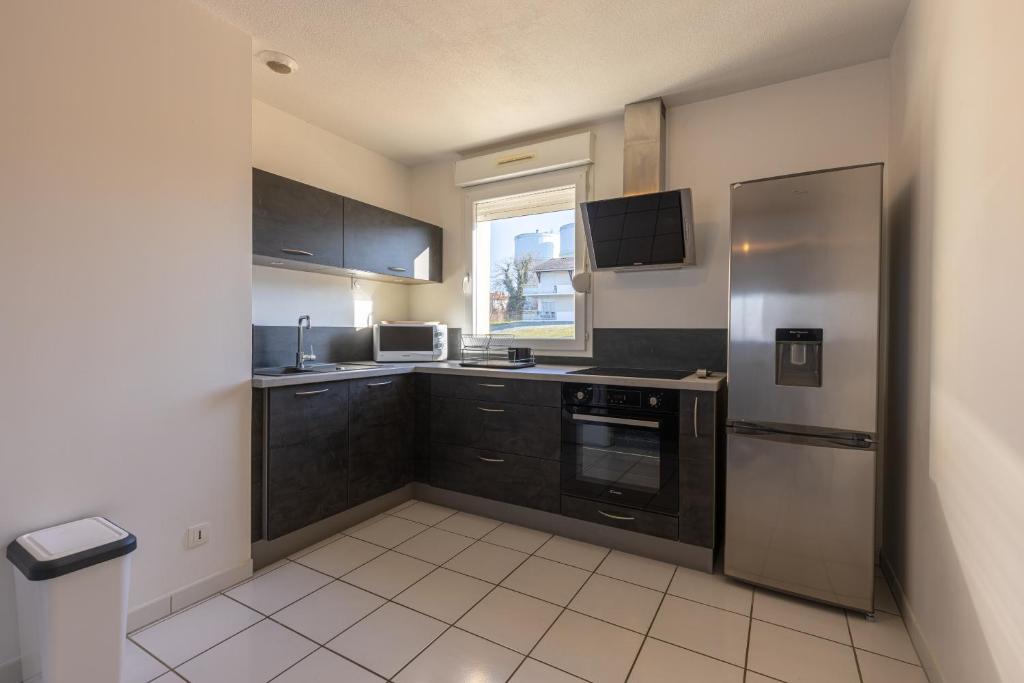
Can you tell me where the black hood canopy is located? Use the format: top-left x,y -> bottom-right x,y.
581,188 -> 695,271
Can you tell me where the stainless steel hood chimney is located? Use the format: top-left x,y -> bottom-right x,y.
581,98 -> 696,271
623,98 -> 667,196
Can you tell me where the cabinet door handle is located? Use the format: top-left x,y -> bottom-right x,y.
478,383 -> 505,388
693,396 -> 699,438
598,510 -> 636,521
387,266 -> 407,272
367,380 -> 392,387
281,248 -> 314,257
294,388 -> 328,397
477,456 -> 505,463
477,407 -> 505,413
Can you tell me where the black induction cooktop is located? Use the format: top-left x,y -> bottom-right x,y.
565,367 -> 693,380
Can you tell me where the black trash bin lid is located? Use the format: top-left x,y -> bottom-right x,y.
6,517 -> 136,581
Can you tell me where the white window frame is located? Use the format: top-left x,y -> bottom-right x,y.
463,166 -> 592,353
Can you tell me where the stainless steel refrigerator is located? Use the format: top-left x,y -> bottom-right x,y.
725,163 -> 883,613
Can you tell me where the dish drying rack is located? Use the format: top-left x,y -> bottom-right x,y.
459,334 -> 536,368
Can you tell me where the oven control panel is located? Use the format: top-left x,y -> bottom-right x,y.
563,384 -> 678,413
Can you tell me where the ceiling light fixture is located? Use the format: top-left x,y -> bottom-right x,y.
257,50 -> 298,75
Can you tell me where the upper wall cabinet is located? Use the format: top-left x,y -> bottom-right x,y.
253,168 -> 345,269
251,168 -> 442,284
344,198 -> 442,282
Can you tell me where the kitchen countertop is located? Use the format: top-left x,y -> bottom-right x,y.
251,361 -> 725,391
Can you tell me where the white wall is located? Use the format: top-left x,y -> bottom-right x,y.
885,1 -> 1024,681
0,0 -> 252,674
252,100 -> 411,327
409,60 -> 890,331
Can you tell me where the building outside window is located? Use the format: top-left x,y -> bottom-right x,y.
467,169 -> 589,351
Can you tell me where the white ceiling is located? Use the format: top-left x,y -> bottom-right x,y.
198,0 -> 909,165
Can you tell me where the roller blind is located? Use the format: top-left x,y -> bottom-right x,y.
473,184 -> 576,222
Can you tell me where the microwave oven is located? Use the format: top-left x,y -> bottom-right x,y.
373,322 -> 448,362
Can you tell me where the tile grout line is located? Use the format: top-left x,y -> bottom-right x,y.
388,508 -> 574,682
742,589 -> 756,680
272,509 -> 469,679
315,504 -> 542,681
359,527 -> 686,604
128,640 -> 177,682
182,508 -> 700,680
221,504 -> 467,682
748,614 -> 855,649
623,564 -> 677,681
847,610 -> 866,683
157,502 -> 921,683
167,617 -> 267,677
382,506 -> 552,682
142,505 -> 592,681
504,543 -> 613,682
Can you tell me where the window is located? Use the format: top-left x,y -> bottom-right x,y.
466,168 -> 589,351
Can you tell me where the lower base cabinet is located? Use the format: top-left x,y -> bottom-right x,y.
348,375 -> 414,506
264,382 -> 350,540
430,444 -> 559,513
267,437 -> 349,539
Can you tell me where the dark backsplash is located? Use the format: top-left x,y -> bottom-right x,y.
592,328 -> 727,372
254,325 -> 726,372
442,327 -> 725,372
252,325 -> 373,368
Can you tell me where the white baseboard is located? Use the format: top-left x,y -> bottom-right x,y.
128,559 -> 253,633
880,554 -> 943,683
127,594 -> 172,633
170,560 -> 252,613
0,657 -> 20,683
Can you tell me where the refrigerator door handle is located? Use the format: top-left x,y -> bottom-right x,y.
727,420 -> 876,450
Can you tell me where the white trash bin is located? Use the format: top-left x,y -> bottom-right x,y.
7,517 -> 136,683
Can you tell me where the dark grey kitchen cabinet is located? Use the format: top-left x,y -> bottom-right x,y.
343,197 -> 442,282
348,375 -> 414,506
560,495 -> 679,540
677,388 -> 724,548
426,376 -> 562,513
429,374 -> 560,407
431,444 -> 559,513
414,374 -> 432,483
264,382 -> 350,540
252,168 -> 345,269
429,396 -> 560,460
251,390 -> 265,542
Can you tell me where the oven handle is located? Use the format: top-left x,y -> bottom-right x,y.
571,413 -> 660,429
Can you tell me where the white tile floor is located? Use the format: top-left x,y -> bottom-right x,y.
125,499 -> 929,683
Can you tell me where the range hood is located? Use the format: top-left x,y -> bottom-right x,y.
581,98 -> 696,271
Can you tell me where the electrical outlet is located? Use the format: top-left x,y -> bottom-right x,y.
186,523 -> 210,549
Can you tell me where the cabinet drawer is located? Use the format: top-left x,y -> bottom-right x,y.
430,374 -> 560,407
267,382 -> 350,448
430,396 -> 560,459
560,495 -> 678,540
431,445 -> 559,513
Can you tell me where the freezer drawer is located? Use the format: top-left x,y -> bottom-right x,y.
724,431 -> 875,612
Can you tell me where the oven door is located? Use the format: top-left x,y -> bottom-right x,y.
561,406 -> 679,515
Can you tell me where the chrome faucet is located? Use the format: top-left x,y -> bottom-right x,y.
296,315 -> 316,369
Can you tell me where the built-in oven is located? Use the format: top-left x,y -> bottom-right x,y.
561,384 -> 679,515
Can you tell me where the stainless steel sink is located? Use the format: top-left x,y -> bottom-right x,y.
253,366 -> 318,376
254,363 -> 394,376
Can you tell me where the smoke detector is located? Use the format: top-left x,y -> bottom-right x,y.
257,51 -> 298,75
